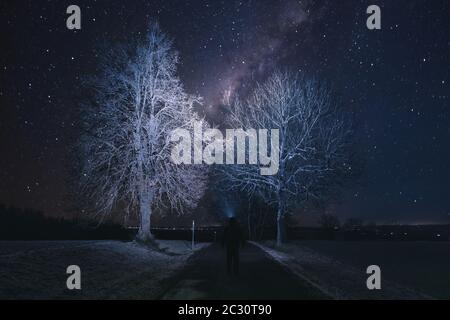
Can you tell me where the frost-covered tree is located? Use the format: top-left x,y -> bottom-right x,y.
221,71 -> 352,245
79,22 -> 207,242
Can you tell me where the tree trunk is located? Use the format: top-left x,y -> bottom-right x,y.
136,191 -> 154,243
276,202 -> 286,246
247,201 -> 252,241
277,188 -> 286,246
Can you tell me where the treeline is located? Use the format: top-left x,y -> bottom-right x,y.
0,205 -> 131,240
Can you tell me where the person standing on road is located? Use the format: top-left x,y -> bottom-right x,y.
222,217 -> 245,276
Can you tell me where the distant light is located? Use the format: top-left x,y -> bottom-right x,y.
437,234 -> 441,237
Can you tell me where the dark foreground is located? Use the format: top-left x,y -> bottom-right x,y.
1,240 -> 448,299
0,240 -> 326,299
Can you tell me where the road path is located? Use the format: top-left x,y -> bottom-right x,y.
160,243 -> 328,299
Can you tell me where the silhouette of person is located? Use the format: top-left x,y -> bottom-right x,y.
222,217 -> 245,276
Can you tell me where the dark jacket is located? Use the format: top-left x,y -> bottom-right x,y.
222,219 -> 245,248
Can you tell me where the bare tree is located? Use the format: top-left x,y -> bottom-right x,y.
221,71 -> 352,245
79,22 -> 207,242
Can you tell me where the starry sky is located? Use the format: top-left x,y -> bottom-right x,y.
0,0 -> 449,224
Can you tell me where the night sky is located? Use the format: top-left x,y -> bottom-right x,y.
1,0 -> 449,224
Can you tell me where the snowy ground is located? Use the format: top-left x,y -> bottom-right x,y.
3,239 -> 448,300
256,240 -> 450,299
0,240 -> 208,299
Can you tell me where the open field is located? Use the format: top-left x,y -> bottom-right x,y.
0,240 -> 207,299
260,240 -> 450,299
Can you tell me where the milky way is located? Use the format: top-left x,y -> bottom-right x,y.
1,0 -> 449,224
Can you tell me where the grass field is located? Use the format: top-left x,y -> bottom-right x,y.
261,240 -> 450,299
0,240 -> 207,299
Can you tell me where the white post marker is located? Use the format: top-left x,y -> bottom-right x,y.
192,220 -> 195,250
